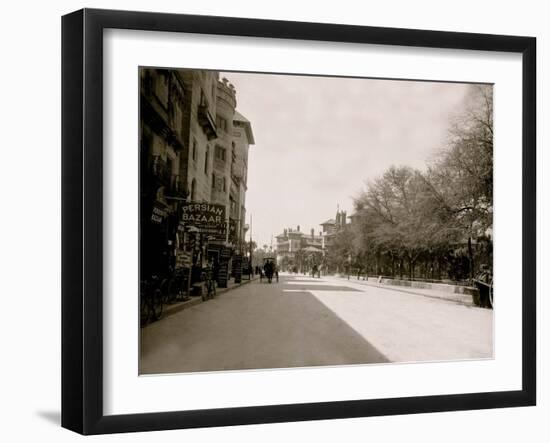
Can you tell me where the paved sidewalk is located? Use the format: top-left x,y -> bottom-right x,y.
155,275 -> 261,322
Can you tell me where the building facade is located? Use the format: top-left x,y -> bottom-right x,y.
275,209 -> 348,274
140,68 -> 187,278
320,209 -> 347,252
139,68 -> 254,286
275,226 -> 323,273
232,111 -> 255,249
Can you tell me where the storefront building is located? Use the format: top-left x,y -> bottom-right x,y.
140,68 -> 254,290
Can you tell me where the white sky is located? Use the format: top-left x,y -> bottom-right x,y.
222,71 -> 471,248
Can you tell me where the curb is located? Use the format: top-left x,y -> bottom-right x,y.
156,276 -> 260,321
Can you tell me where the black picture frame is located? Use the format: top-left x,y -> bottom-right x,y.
62,8 -> 536,435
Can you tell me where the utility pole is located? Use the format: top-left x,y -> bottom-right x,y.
225,203 -> 229,245
249,214 -> 253,268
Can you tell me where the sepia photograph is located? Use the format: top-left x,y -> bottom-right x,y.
139,67 -> 494,375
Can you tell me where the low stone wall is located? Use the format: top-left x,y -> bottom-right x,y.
366,276 -> 477,296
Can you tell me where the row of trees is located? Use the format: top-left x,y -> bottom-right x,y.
327,85 -> 493,282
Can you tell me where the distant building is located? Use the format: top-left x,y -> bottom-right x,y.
275,225 -> 323,272
320,209 -> 347,254
275,209 -> 349,273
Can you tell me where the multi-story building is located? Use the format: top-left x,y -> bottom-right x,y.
320,209 -> 347,252
232,111 -> 255,249
139,68 -> 187,278
275,210 -> 348,273
275,226 -> 304,267
177,69 -> 219,204
275,226 -> 323,272
139,68 -> 254,285
320,209 -> 348,273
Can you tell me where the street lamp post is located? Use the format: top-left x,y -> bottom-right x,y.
249,214 -> 253,272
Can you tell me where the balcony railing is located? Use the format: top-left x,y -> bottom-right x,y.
197,104 -> 218,141
231,162 -> 245,180
141,73 -> 184,152
150,155 -> 171,185
169,174 -> 187,198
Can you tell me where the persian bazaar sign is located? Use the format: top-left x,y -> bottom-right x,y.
181,203 -> 226,228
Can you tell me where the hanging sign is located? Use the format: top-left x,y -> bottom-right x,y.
151,202 -> 168,224
181,203 -> 226,229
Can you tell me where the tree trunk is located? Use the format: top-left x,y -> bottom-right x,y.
468,236 -> 474,280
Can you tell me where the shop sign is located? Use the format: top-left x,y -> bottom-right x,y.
175,251 -> 192,269
151,203 -> 168,224
181,203 -> 226,228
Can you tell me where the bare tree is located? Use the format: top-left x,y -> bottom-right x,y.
346,84 -> 493,282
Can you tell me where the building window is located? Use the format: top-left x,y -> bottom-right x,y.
216,115 -> 230,132
154,71 -> 169,107
192,138 -> 197,162
212,173 -> 216,189
222,177 -> 226,192
215,145 -> 226,162
173,102 -> 183,134
204,146 -> 209,174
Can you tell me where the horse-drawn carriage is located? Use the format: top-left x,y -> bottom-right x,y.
260,257 -> 278,283
472,265 -> 493,308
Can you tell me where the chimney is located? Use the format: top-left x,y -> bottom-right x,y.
311,228 -> 314,239
297,225 -> 300,232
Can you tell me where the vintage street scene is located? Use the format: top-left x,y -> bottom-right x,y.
139,68 -> 493,374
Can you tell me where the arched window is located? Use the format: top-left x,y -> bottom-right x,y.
190,179 -> 196,202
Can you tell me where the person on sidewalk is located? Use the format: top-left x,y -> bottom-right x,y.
312,264 -> 319,278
